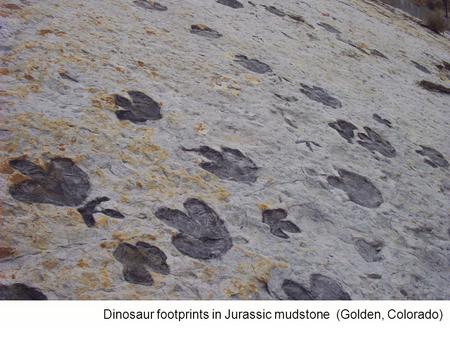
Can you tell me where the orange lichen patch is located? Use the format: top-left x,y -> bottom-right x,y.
194,122 -> 209,136
112,232 -> 127,242
91,93 -> 115,111
66,209 -> 83,223
0,247 -> 15,259
245,74 -> 262,85
0,160 -> 14,174
77,259 -> 89,268
100,266 -> 111,289
213,187 -> 230,202
100,241 -> 116,249
141,234 -> 157,241
114,66 -> 126,73
95,215 -> 110,228
8,172 -> 29,185
37,29 -> 66,36
258,203 -> 270,211
80,272 -> 99,288
144,27 -> 157,35
24,73 -> 35,81
0,68 -> 10,75
2,4 -> 21,10
137,60 -> 145,67
42,259 -> 58,270
225,279 -> 259,299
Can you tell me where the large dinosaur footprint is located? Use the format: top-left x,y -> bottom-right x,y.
357,127 -> 396,158
262,209 -> 301,239
8,158 -> 90,206
114,90 -> 162,123
327,169 -> 383,208
183,146 -> 258,183
282,274 -> 351,300
113,241 -> 169,286
0,283 -> 47,300
155,198 -> 233,260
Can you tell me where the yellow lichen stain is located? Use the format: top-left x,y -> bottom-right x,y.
258,203 -> 270,211
244,74 -> 262,85
225,279 -> 259,299
112,232 -> 127,242
77,259 -> 89,268
42,259 -> 58,270
91,92 -> 115,111
0,68 -> 10,75
100,241 -> 116,249
80,272 -> 99,289
199,266 -> 217,283
95,215 -> 110,228
100,266 -> 111,289
8,171 -> 28,185
0,159 -> 14,174
194,122 -> 209,136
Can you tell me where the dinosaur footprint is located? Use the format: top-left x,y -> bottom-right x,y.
190,24 -> 222,38
357,127 -> 396,158
354,239 -> 383,262
114,90 -> 162,123
113,241 -> 170,286
133,0 -> 167,11
155,198 -> 233,260
327,169 -> 383,208
0,283 -> 47,300
328,120 -> 357,143
300,84 -> 342,108
216,0 -> 243,9
234,55 -> 272,74
183,146 -> 258,183
77,197 -> 124,227
8,158 -> 90,207
282,274 -> 351,300
262,209 -> 301,239
416,146 -> 449,168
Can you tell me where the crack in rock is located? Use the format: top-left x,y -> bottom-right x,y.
418,80 -> 450,94
114,90 -> 162,123
155,198 -> 233,260
318,22 -> 341,34
300,84 -> 342,108
216,0 -> 243,9
8,158 -> 90,207
113,241 -> 170,286
262,5 -> 286,17
262,208 -> 301,239
327,169 -> 383,208
190,24 -> 222,38
182,146 -> 258,183
411,61 -> 430,74
416,146 -> 449,168
0,283 -> 47,300
357,127 -> 396,158
234,55 -> 272,74
283,274 -> 351,300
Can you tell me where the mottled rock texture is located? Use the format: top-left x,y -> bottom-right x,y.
0,0 -> 449,300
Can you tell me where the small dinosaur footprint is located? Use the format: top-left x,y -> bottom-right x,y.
114,90 -> 162,123
262,209 -> 301,239
327,169 -> 383,208
416,146 -> 449,168
77,197 -> 124,227
155,198 -> 233,260
113,241 -> 169,286
357,127 -> 396,158
283,274 -> 351,300
8,158 -> 90,207
0,283 -> 47,300
234,55 -> 272,74
182,146 -> 258,183
328,120 -> 357,143
216,0 -> 243,9
133,0 -> 167,11
300,84 -> 342,108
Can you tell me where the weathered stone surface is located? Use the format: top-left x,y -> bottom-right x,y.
1,0 -> 449,300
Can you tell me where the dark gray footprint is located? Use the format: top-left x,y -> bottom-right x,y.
300,84 -> 342,108
154,198 -> 233,260
217,0 -> 243,9
327,169 -> 383,208
357,127 -> 396,158
114,90 -> 162,123
190,24 -> 222,38
8,158 -> 90,207
282,274 -> 351,300
0,283 -> 47,300
234,55 -> 272,74
416,146 -> 449,168
77,196 -> 124,227
262,5 -> 285,17
262,209 -> 301,239
182,146 -> 258,183
133,0 -> 167,11
113,241 -> 169,286
328,120 -> 357,143
372,114 -> 392,128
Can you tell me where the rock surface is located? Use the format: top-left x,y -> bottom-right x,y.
0,0 -> 449,300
